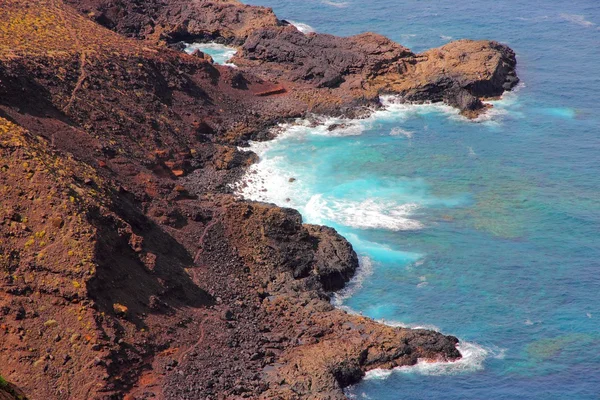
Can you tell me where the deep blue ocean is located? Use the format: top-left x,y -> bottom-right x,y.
233,1 -> 600,398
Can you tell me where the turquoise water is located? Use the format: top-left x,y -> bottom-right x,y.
239,1 -> 600,398
183,42 -> 237,65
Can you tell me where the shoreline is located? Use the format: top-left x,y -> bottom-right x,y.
229,90 -> 520,385
0,0 -> 519,398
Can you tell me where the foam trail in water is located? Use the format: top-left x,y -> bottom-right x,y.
321,0 -> 349,8
559,13 -> 595,28
534,107 -> 576,119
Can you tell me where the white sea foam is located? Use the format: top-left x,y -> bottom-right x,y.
390,127 -> 413,138
287,20 -> 315,34
347,391 -> 373,400
377,95 -> 459,121
364,368 -> 394,380
183,42 -> 238,66
306,195 -> 424,231
234,154 -> 311,207
364,341 -> 490,379
381,319 -> 441,332
440,35 -> 453,41
332,256 -> 374,307
271,116 -> 367,138
313,119 -> 366,137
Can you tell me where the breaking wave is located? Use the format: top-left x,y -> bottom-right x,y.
305,195 -> 423,231
364,341 -> 492,379
183,42 -> 238,66
288,20 -> 316,34
332,256 -> 374,308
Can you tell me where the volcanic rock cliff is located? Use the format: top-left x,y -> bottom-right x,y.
0,0 -> 517,399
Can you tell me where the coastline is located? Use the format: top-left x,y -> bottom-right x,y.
0,0 -> 518,398
229,87 -> 521,388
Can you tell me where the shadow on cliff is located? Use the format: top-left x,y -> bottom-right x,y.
86,190 -> 215,330
0,63 -> 72,122
141,57 -> 218,107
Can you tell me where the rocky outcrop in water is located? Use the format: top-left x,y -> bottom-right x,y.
235,27 -> 518,116
394,39 -> 519,116
0,0 -> 517,398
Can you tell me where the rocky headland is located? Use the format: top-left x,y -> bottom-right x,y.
0,0 -> 517,399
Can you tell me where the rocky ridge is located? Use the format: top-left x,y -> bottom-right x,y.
0,0 -> 517,399
68,0 -> 518,117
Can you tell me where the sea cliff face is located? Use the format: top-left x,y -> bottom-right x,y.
0,0 -> 516,398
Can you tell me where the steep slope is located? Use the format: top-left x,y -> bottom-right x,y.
66,0 -> 282,43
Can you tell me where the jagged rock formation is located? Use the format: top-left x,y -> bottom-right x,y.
0,0 -> 518,399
